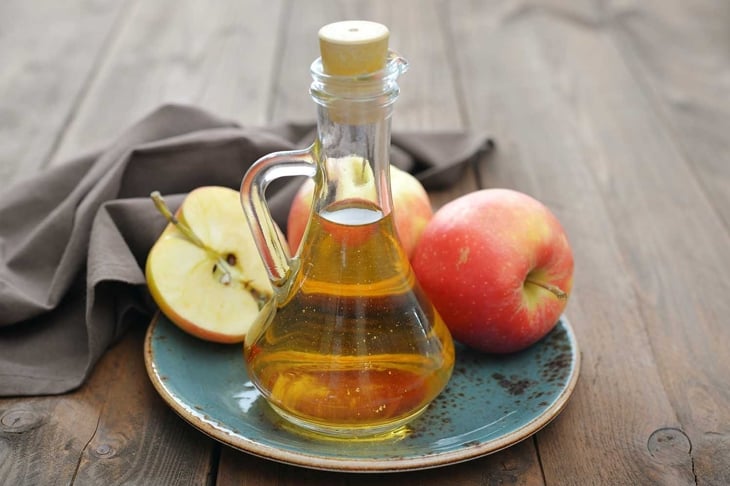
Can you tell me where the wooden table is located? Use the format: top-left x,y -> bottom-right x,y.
2,1 -> 729,484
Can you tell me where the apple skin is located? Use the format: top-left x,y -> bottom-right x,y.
287,165 -> 433,257
411,189 -> 574,354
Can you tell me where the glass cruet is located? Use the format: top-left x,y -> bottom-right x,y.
240,20 -> 454,438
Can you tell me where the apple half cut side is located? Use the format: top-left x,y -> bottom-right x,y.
145,186 -> 273,343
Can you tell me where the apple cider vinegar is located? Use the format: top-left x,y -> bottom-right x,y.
239,21 -> 454,438
244,199 -> 454,436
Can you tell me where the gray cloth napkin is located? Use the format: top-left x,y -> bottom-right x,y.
0,104 -> 492,396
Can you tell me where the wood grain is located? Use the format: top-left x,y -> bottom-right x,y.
72,324 -> 216,484
0,325 -> 215,485
49,0 -> 285,165
448,0 -> 730,483
607,0 -> 730,230
446,1 -> 697,483
1,394 -> 101,483
0,0 -> 129,182
1,0 -> 729,484
217,438 -> 543,485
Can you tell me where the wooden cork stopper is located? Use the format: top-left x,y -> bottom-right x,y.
318,21 -> 389,76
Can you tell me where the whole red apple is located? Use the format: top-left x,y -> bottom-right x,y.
287,164 -> 433,257
411,188 -> 574,353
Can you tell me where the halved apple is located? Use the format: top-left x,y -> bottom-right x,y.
145,186 -> 272,343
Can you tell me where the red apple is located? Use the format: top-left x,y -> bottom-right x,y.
411,189 -> 574,353
287,162 -> 433,258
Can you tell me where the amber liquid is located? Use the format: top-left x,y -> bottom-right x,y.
244,199 -> 454,437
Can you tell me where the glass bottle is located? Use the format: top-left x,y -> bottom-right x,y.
240,21 -> 454,438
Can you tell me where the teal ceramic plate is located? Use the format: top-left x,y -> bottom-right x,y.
144,314 -> 580,472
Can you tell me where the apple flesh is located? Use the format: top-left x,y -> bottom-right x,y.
287,163 -> 433,258
145,186 -> 272,343
411,188 -> 574,354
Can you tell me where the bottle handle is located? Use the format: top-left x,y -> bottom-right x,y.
240,146 -> 317,289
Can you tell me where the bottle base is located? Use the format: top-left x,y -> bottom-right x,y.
268,402 -> 429,441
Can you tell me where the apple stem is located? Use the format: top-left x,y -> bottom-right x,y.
525,279 -> 568,300
150,191 -> 208,249
150,191 -> 235,284
150,191 -> 272,304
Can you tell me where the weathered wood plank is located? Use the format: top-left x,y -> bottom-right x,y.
444,2 -> 688,484
218,437 -> 543,485
75,324 -> 217,484
536,2 -> 730,483
606,0 -> 730,230
50,0 -> 285,165
446,1 -> 710,483
0,324 -> 215,485
0,0 -> 130,183
1,394 -> 102,484
602,2 -> 730,483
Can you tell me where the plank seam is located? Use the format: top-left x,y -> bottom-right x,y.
206,442 -> 221,486
534,435 -> 549,485
70,401 -> 105,484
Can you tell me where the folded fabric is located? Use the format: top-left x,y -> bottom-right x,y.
0,104 -> 493,396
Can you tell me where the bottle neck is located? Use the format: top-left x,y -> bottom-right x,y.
313,104 -> 393,217
309,53 -> 407,219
